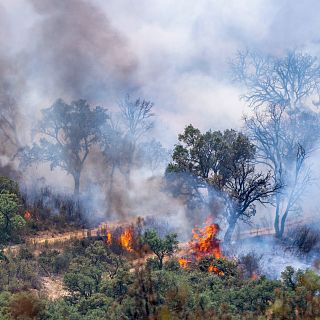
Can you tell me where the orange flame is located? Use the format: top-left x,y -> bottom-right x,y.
190,219 -> 221,260
178,218 -> 222,274
106,231 -> 112,245
251,272 -> 258,280
119,227 -> 133,251
24,211 -> 32,221
208,264 -> 224,275
178,258 -> 190,269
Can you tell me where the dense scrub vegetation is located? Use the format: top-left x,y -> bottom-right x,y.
0,238 -> 319,319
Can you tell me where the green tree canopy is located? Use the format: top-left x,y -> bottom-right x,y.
143,230 -> 179,269
0,187 -> 25,243
167,125 -> 278,242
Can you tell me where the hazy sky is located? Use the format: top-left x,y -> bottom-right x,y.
2,0 -> 320,146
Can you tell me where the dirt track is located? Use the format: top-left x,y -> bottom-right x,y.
3,217 -> 309,254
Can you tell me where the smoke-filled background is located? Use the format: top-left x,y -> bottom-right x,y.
1,0 -> 320,276
5,0 -> 320,142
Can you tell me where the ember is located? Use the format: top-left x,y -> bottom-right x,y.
251,272 -> 258,280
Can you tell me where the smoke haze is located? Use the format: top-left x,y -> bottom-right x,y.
1,0 -> 320,244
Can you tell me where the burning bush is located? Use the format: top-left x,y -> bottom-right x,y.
198,256 -> 238,277
21,186 -> 88,230
178,218 -> 222,273
107,225 -> 137,255
190,221 -> 221,259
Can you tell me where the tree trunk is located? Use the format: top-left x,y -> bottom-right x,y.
274,195 -> 281,239
159,256 -> 163,270
275,192 -> 292,239
279,207 -> 290,239
73,172 -> 81,197
224,218 -> 237,244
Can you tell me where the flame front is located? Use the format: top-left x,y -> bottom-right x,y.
106,231 -> 112,245
179,218 -> 222,274
119,227 -> 133,251
191,220 -> 221,260
178,258 -> 190,269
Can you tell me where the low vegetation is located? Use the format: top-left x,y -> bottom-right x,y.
0,238 -> 319,320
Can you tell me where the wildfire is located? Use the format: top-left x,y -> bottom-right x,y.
190,219 -> 221,260
119,227 -> 133,252
208,264 -> 224,275
106,231 -> 112,245
179,218 -> 222,274
24,211 -> 32,221
178,258 -> 190,269
251,272 -> 258,280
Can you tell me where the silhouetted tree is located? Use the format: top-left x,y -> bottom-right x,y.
245,104 -> 319,238
118,95 -> 155,184
217,130 -> 279,243
21,99 -> 108,196
119,95 -> 154,141
138,138 -> 170,174
166,124 -> 223,213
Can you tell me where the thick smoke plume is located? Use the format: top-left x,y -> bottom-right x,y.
27,0 -> 138,100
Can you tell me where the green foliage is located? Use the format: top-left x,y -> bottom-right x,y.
0,177 -> 26,244
63,241 -> 128,301
166,124 -> 277,242
0,238 -> 318,320
38,249 -> 70,276
0,189 -> 25,244
143,230 -> 179,269
0,177 -> 19,197
269,267 -> 320,319
0,250 -> 40,292
41,299 -> 79,320
0,292 -> 11,320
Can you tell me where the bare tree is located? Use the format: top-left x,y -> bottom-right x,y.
99,115 -> 126,214
216,130 -> 279,243
245,105 -> 318,238
0,57 -> 24,161
118,95 -> 155,184
232,50 -> 320,238
0,101 -> 20,150
119,95 -> 154,141
231,50 -> 320,109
